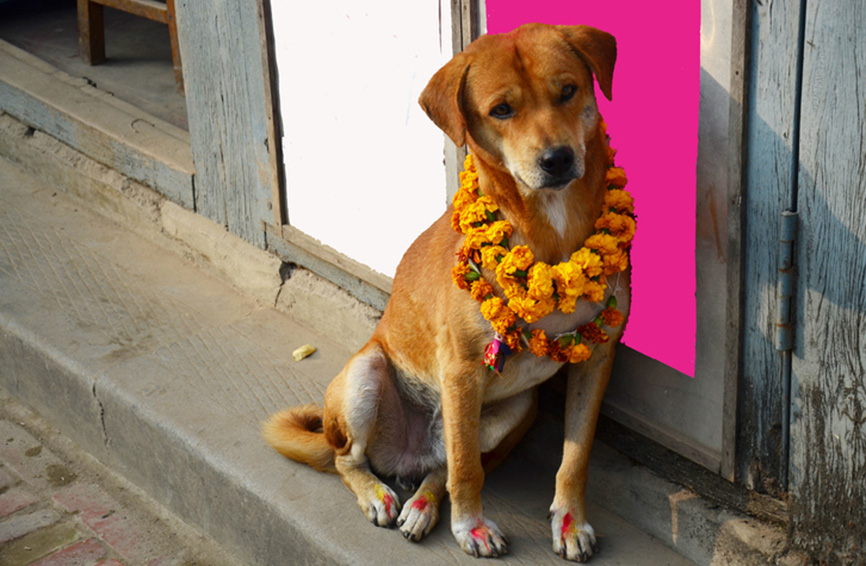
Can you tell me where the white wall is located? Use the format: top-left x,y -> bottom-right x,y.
271,1 -> 451,276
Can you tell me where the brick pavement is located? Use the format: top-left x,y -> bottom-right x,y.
0,392 -> 239,566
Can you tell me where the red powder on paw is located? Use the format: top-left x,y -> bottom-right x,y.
561,512 -> 574,537
411,496 -> 429,511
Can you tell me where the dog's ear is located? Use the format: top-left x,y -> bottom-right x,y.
419,52 -> 471,147
556,25 -> 617,101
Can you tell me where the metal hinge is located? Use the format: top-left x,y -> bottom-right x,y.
776,210 -> 798,351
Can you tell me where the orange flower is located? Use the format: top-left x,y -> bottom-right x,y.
601,250 -> 629,276
527,329 -> 549,357
585,233 -> 620,256
605,166 -> 628,189
579,323 -> 609,344
470,280 -> 494,302
480,297 -> 516,334
603,189 -> 634,214
600,307 -> 625,328
452,261 -> 472,291
565,342 -> 592,363
595,212 -> 636,241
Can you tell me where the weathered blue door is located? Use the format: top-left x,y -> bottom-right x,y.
745,0 -> 865,560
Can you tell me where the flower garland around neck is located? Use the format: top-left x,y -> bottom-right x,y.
450,122 -> 635,372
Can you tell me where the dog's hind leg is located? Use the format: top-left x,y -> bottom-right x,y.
397,466 -> 447,542
326,342 -> 402,527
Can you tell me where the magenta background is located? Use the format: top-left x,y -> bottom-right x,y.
486,1 -> 699,376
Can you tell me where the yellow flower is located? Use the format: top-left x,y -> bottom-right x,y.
463,226 -> 490,250
458,197 -> 497,233
459,169 -> 479,188
509,294 -> 555,323
463,153 -> 476,173
485,220 -> 512,246
553,261 -> 588,314
606,166 -> 628,188
480,245 -> 507,270
452,186 -> 478,211
498,246 -> 534,275
526,262 -> 555,300
570,248 -> 603,279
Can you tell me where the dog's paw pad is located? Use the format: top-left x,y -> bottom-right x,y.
550,508 -> 597,562
361,483 -> 401,528
453,517 -> 508,558
397,489 -> 439,542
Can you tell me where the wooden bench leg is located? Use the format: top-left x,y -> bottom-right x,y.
165,0 -> 184,92
77,0 -> 106,65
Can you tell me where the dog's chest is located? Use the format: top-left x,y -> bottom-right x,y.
480,299 -> 605,402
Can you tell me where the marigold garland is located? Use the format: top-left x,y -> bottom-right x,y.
451,122 -> 635,370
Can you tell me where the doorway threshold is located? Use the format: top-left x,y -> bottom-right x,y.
0,39 -> 194,209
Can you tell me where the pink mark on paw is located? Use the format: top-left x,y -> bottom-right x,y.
375,485 -> 395,516
470,522 -> 492,554
382,493 -> 395,515
411,496 -> 429,512
561,512 -> 575,537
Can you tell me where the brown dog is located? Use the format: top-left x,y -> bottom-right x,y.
264,23 -> 629,562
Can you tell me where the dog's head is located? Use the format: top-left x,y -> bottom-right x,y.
420,23 -> 616,193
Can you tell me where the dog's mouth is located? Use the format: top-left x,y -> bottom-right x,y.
539,174 -> 579,190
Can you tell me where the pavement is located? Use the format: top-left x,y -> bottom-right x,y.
0,121 -> 798,566
0,391 -> 238,566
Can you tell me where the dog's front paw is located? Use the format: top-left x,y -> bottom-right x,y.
359,483 -> 401,527
452,516 -> 508,558
397,489 -> 439,542
549,506 -> 597,562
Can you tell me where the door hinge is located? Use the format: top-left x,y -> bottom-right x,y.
776,210 -> 798,351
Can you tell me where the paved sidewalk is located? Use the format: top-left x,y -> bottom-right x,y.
0,392 -> 239,566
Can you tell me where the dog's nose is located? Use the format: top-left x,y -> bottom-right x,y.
538,146 -> 575,177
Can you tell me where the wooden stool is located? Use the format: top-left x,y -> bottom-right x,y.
77,0 -> 183,92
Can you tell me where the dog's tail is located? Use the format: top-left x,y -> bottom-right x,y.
262,404 -> 336,473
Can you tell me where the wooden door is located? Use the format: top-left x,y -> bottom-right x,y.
787,0 -> 866,559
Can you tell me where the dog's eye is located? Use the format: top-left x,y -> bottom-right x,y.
560,84 -> 578,103
489,103 -> 514,119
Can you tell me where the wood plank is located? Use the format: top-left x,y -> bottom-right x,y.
90,0 -> 169,23
0,40 -> 194,208
738,0 -> 804,496
265,223 -> 392,312
173,0 -> 275,247
790,0 -> 866,559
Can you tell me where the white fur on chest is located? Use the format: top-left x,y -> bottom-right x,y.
538,190 -> 570,237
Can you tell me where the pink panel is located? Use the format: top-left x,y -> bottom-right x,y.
486,1 -> 699,376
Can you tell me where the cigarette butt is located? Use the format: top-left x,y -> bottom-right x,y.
292,344 -> 317,361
